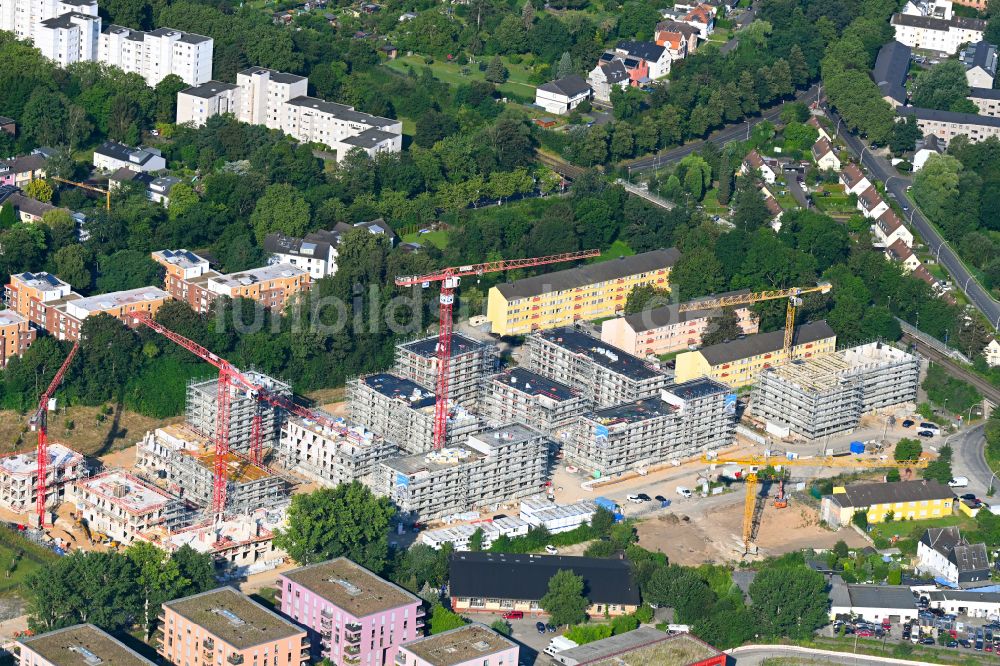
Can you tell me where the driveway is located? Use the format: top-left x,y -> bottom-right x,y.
827,107 -> 1000,331
784,173 -> 809,208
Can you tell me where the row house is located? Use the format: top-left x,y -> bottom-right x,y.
857,185 -> 889,219
811,137 -> 841,171
873,208 -> 914,248
0,153 -> 48,188
839,162 -> 871,196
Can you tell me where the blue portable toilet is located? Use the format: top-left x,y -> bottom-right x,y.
850,441 -> 865,454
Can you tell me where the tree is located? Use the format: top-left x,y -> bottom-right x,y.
166,183 -> 199,220
126,541 -> 184,638
490,619 -> 512,636
679,155 -> 711,200
923,444 -> 954,485
485,56 -> 509,83
24,179 -> 54,203
889,115 -> 922,154
732,178 -> 771,231
610,86 -> 645,121
833,540 -> 850,559
749,564 -> 828,639
95,249 -> 163,292
429,603 -> 468,634
540,569 -> 589,626
717,153 -> 733,205
274,482 -> 395,572
155,74 -> 188,123
53,245 -> 92,290
894,438 -> 923,463
911,61 -> 978,113
557,52 -> 574,79
702,309 -> 742,345
623,285 -> 671,314
469,528 -> 484,552
250,183 -> 311,244
0,205 -> 16,230
522,0 -> 535,28
670,247 -> 725,301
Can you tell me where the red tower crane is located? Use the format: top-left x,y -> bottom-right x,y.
395,249 -> 600,450
31,341 -> 80,527
130,312 -> 367,516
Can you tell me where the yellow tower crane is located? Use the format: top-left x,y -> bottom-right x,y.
677,282 -> 833,356
50,177 -> 111,210
702,453 -> 929,555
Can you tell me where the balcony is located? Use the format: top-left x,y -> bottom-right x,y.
202,638 -> 214,650
344,654 -> 361,665
344,645 -> 361,656
344,631 -> 361,645
227,655 -> 245,665
345,622 -> 362,633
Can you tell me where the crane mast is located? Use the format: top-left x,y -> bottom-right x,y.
395,249 -> 600,449
32,341 -> 79,527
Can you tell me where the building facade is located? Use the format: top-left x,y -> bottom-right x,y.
278,411 -> 399,486
393,334 -> 498,409
481,367 -> 588,437
486,249 -> 680,336
916,527 -> 990,585
0,310 -> 36,366
0,443 -> 84,516
70,471 -> 189,545
277,557 -> 423,666
99,25 -> 213,86
902,106 -> 1000,148
820,480 -> 955,527
396,624 -> 518,666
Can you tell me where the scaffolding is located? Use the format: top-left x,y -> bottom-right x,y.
0,444 -> 85,514
392,333 -> 499,409
751,342 -> 921,440
481,367 -> 588,438
277,412 -> 400,486
378,424 -> 553,521
185,371 -> 291,454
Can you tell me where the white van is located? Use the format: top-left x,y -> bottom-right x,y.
676,486 -> 693,498
544,636 -> 578,657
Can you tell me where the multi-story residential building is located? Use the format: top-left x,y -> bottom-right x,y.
237,66 -> 309,128
892,1 -> 985,55
93,141 -> 166,173
857,185 -> 889,219
654,20 -> 699,56
613,41 -> 671,79
587,59 -> 629,102
534,75 -> 593,115
263,229 -> 341,279
99,25 -> 213,86
347,373 -> 482,454
751,342 -> 920,440
0,443 -> 84,516
968,87 -> 1000,116
916,527 -> 990,586
487,249 -> 680,337
0,0 -> 97,41
277,410 -> 399,486
282,97 -> 403,160
839,163 -> 871,196
277,557 -> 423,666
820,480 -> 954,528
70,471 -> 189,545
898,106 -> 1000,148
393,334 -> 498,409
395,624 -> 518,666
673,320 -> 837,388
872,41 -> 911,107
599,290 -> 757,357
160,509 -> 286,579
185,372 -> 291,454
568,379 -> 735,478
35,10 -> 100,66
17,624 -> 157,666
449,552 -> 641,618
174,81 -> 240,127
378,424 -> 552,521
960,41 -> 997,87
109,168 -> 181,205
481,367 -> 587,437
525,327 -> 669,408
0,153 -> 48,188
4,271 -> 169,341
0,310 -> 36,366
873,209 -> 913,248
159,587 -> 310,666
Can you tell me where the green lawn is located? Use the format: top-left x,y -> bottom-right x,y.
402,229 -> 449,249
384,55 -> 537,100
699,188 -> 731,217
0,528 -> 60,596
869,514 -> 974,543
591,239 -> 635,263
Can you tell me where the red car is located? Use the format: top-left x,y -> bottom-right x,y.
502,611 -> 523,620
857,629 -> 874,637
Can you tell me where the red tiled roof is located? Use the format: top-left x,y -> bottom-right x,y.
859,185 -> 883,208
886,238 -> 914,262
841,163 -> 866,188
876,208 -> 902,234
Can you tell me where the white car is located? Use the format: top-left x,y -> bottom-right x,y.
626,494 -> 644,504
544,545 -> 558,555
675,486 -> 692,499
948,477 -> 969,488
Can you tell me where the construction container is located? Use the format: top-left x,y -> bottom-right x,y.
850,441 -> 865,454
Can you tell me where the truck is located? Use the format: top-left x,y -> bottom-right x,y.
544,636 -> 578,657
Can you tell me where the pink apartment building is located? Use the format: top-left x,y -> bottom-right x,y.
18,623 -> 155,665
277,557 -> 424,666
159,587 -> 309,666
395,624 -> 518,666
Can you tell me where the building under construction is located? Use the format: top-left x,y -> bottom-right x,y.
393,333 -> 499,409
568,379 -> 736,478
0,443 -> 85,515
160,508 -> 287,578
70,471 -> 192,546
137,424 -> 290,514
378,424 -> 552,521
751,342 -> 921,440
185,371 -> 291,454
277,409 -> 400,486
481,367 -> 588,438
347,373 -> 482,453
525,327 -> 669,408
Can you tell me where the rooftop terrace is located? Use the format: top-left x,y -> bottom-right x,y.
209,264 -> 306,289
65,287 -> 169,316
0,444 -> 80,476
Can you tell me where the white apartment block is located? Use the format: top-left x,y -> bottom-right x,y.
99,25 -> 213,86
0,443 -> 84,515
0,0 -> 96,41
70,471 -> 189,545
35,9 -> 99,66
176,66 -> 403,161
892,0 -> 985,55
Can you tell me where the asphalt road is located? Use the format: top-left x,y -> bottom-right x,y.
627,83 -> 821,172
950,423 -> 993,498
828,108 -> 1000,331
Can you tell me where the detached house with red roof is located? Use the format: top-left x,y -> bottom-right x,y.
740,149 -> 777,184
812,137 -> 841,171
655,21 -> 699,57
682,4 -> 716,39
839,163 -> 871,196
884,238 -> 922,273
874,208 -> 914,247
857,185 -> 889,219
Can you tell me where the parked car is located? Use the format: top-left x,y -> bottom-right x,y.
546,624 -> 556,633
920,422 -> 940,431
626,495 -> 644,504
902,419 -> 914,428
654,495 -> 667,503
636,493 -> 651,501
917,430 -> 935,438
675,486 -> 693,498
961,493 -> 978,502
544,545 -> 558,555
949,476 -> 970,488
921,637 -> 936,645
856,629 -> 874,637
502,610 -> 523,620
536,622 -> 546,634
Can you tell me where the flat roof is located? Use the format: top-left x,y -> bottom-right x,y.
490,367 -> 577,402
360,373 -> 435,408
12,271 -> 68,290
164,587 -> 303,650
341,127 -> 399,147
179,81 -> 239,99
282,557 -> 419,617
238,66 -> 307,85
762,342 -> 917,394
190,449 -> 270,483
386,444 -> 484,475
536,327 -> 662,381
211,263 -> 306,288
0,444 -> 80,476
586,398 -> 676,426
399,333 -> 488,358
76,472 -> 175,515
19,624 -> 155,665
401,624 -> 515,666
0,310 -> 26,326
555,627 -> 720,666
495,248 -> 680,301
664,377 -> 729,401
285,96 -> 396,128
67,287 -> 169,314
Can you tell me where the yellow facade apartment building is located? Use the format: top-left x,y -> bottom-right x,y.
821,480 -> 954,528
673,320 -> 837,388
486,248 -> 680,337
